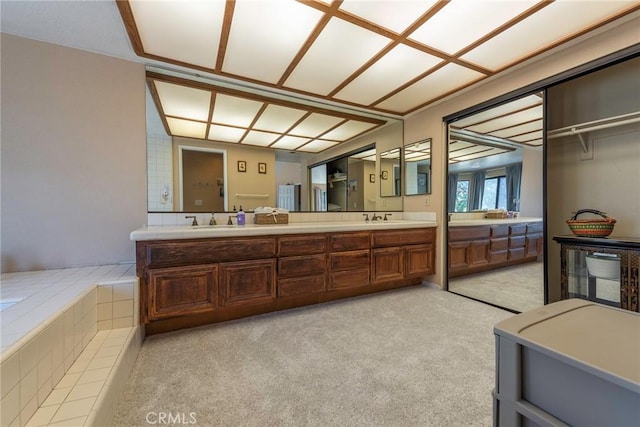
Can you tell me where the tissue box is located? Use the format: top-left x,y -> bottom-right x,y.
254,213 -> 289,224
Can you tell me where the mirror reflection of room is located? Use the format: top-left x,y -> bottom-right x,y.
404,139 -> 431,195
447,93 -> 544,313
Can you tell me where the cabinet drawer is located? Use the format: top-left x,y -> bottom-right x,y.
491,225 -> 510,238
219,259 -> 276,307
329,250 -> 369,271
329,269 -> 369,290
449,226 -> 490,242
508,248 -> 525,260
148,265 -> 218,321
526,222 -> 543,234
490,237 -> 509,251
510,225 -> 527,236
278,254 -> 326,278
372,228 -> 435,247
278,275 -> 326,297
489,250 -> 508,264
509,236 -> 526,248
278,235 -> 326,256
143,238 -> 276,267
328,232 -> 370,251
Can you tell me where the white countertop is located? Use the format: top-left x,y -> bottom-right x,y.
130,220 -> 438,241
448,217 -> 542,227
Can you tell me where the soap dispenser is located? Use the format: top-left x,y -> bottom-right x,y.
237,206 -> 245,226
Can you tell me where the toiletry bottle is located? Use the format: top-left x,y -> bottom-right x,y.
237,206 -> 245,226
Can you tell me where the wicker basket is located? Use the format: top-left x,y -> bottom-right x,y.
254,212 -> 289,225
566,209 -> 616,237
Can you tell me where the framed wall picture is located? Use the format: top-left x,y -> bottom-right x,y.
381,170 -> 388,180
258,162 -> 267,174
237,160 -> 246,172
369,174 -> 375,183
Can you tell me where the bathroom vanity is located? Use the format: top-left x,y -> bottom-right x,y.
448,218 -> 543,278
131,221 -> 437,334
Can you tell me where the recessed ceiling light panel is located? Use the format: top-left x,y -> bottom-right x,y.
155,81 -> 210,121
166,117 -> 207,139
212,94 -> 263,128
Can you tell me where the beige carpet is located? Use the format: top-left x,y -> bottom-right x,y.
449,261 -> 544,313
113,286 -> 513,427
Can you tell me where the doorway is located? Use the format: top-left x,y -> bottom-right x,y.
446,93 -> 545,313
178,146 -> 227,211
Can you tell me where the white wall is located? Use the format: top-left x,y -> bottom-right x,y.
519,148 -> 543,217
1,34 -> 147,272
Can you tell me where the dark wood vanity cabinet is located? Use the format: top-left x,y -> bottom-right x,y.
448,222 -> 542,278
371,228 -> 436,283
136,227 -> 436,333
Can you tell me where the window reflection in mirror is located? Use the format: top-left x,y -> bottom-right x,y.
380,148 -> 401,197
404,139 -> 431,195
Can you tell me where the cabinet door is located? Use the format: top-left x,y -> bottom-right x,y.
449,241 -> 470,271
525,234 -> 542,257
278,254 -> 326,278
219,259 -> 276,307
469,239 -> 490,267
372,247 -> 404,283
148,265 -> 218,320
405,244 -> 435,277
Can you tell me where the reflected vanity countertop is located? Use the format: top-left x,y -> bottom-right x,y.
449,217 -> 542,227
130,220 -> 438,241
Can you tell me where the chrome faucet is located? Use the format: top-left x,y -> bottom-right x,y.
371,213 -> 382,221
209,213 -> 216,226
185,215 -> 198,226
227,215 -> 237,225
384,213 -> 392,221
363,213 -> 370,222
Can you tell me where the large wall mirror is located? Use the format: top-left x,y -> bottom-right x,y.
446,92 -> 544,313
146,70 -> 403,213
404,139 -> 431,195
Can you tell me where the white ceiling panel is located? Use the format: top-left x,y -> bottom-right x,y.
461,1 -> 637,70
166,117 -> 207,139
207,124 -> 245,143
339,0 -> 438,33
466,109 -> 541,133
490,120 -> 543,139
321,121 -> 378,141
241,130 -> 279,147
129,1 -> 223,69
510,130 -> 543,142
454,147 -> 510,162
288,113 -> 345,137
297,140 -> 340,153
212,94 -> 263,128
271,136 -> 310,150
376,63 -> 484,112
334,44 -> 442,105
284,17 -> 390,95
222,1 -> 322,83
155,81 -> 210,121
453,95 -> 542,127
409,0 -> 537,54
252,105 -> 308,133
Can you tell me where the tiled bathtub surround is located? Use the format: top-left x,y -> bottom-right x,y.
0,265 -> 139,427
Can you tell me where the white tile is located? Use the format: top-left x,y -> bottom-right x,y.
24,405 -> 58,427
97,303 -> 112,322
97,286 -> 112,303
95,346 -> 121,358
66,357 -> 90,374
19,337 -> 40,377
50,397 -> 95,423
112,317 -> 133,329
112,300 -> 133,319
112,284 -> 133,302
66,381 -> 103,402
97,320 -> 113,331
37,352 -> 52,389
48,415 -> 87,426
20,367 -> 38,409
51,364 -> 64,387
42,387 -> 70,407
37,377 -> 52,406
0,383 -> 20,427
55,373 -> 80,389
20,393 -> 38,427
77,367 -> 111,385
86,354 -> 117,371
0,351 -> 20,398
